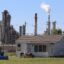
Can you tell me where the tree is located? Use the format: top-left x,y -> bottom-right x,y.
52,29 -> 62,35
57,29 -> 62,35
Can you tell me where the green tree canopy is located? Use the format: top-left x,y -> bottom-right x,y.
52,29 -> 62,35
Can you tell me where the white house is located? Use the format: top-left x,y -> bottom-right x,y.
16,35 -> 64,57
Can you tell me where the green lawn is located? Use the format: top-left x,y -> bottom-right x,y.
0,56 -> 64,64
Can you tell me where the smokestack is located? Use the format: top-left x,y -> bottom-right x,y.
23,25 -> 25,35
47,12 -> 51,35
34,13 -> 37,36
19,26 -> 22,36
2,10 -> 9,43
7,14 -> 11,27
23,22 -> 26,35
52,21 -> 56,35
53,21 -> 56,30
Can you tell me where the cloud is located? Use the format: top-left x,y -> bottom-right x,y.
40,2 -> 51,14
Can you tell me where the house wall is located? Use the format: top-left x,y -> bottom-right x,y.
21,43 -> 27,54
52,39 -> 64,56
16,41 -> 27,57
27,43 -> 54,57
47,43 -> 55,56
16,40 -> 55,57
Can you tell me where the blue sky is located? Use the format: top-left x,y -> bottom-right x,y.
0,0 -> 64,34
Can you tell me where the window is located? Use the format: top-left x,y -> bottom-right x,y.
17,44 -> 21,47
34,45 -> 38,52
17,43 -> 21,51
34,45 -> 46,52
43,45 -> 46,52
39,45 -> 43,52
50,43 -> 54,45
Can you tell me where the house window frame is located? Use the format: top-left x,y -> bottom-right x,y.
42,45 -> 46,52
17,43 -> 21,51
34,45 -> 46,52
34,45 -> 38,52
17,43 -> 21,47
39,45 -> 43,52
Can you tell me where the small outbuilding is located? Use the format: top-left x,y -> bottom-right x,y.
16,35 -> 64,57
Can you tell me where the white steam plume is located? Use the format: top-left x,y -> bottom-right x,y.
40,3 -> 51,14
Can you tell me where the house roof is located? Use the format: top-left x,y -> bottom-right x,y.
16,35 -> 64,44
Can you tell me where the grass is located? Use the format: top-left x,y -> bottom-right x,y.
0,56 -> 64,64
0,52 -> 64,64
5,52 -> 16,56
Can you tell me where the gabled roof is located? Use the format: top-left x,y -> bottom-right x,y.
16,35 -> 64,44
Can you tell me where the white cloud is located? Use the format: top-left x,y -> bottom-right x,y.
40,2 -> 51,14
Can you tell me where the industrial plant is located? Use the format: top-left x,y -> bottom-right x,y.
0,10 -> 64,57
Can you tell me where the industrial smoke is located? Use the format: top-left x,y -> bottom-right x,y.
40,3 -> 51,15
